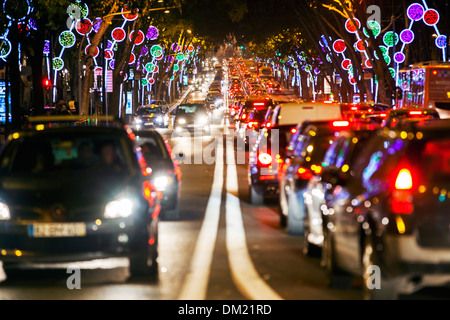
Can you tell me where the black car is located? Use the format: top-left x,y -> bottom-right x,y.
137,130 -> 182,220
321,119 -> 450,299
133,105 -> 170,129
173,103 -> 211,134
302,125 -> 381,257
247,123 -> 292,205
0,117 -> 160,277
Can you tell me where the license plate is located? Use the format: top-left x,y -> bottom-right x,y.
29,223 -> 87,238
145,122 -> 153,126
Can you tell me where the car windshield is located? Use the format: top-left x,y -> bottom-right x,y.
1,132 -> 135,176
140,136 -> 170,164
137,107 -> 163,115
150,101 -> 166,105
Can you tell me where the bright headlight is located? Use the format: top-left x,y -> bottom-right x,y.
104,199 -> 133,219
153,176 -> 170,191
155,115 -> 163,122
178,118 -> 186,124
0,202 -> 10,220
197,116 -> 208,124
135,118 -> 143,124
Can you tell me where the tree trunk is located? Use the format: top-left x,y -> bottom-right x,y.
29,38 -> 45,116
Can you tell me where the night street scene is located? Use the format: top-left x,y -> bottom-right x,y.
0,0 -> 450,309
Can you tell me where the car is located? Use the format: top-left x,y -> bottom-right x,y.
136,130 -> 182,220
321,118 -> 450,299
302,125 -> 381,257
383,108 -> 440,128
247,101 -> 343,205
205,91 -> 223,109
173,102 -> 211,134
277,120 -> 353,235
0,116 -> 160,277
133,105 -> 170,129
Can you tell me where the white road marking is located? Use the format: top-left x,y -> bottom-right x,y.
177,137 -> 224,300
225,120 -> 283,300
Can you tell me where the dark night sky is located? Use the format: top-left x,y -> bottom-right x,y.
182,0 -> 300,44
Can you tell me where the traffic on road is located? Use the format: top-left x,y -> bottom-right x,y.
0,56 -> 449,304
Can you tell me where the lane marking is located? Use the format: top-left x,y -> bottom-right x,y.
177,134 -> 224,300
225,119 -> 283,300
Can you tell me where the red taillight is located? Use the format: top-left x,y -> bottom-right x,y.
332,121 -> 350,127
291,128 -> 297,134
409,110 -> 422,116
297,167 -> 313,180
351,106 -> 358,111
143,181 -> 155,204
242,114 -> 247,119
253,102 -> 265,107
258,153 -> 272,165
311,164 -> 323,174
391,168 -> 414,215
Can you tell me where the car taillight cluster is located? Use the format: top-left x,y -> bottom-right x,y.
258,153 -> 272,166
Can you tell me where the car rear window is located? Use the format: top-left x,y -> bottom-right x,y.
419,139 -> 450,180
177,105 -> 205,114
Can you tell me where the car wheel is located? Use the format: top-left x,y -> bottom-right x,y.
163,198 -> 180,221
362,234 -> 399,300
278,186 -> 288,228
321,227 -> 353,289
249,184 -> 264,205
303,209 -> 321,257
129,232 -> 158,277
278,200 -> 287,228
286,190 -> 305,236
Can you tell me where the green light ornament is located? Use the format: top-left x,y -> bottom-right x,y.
150,45 -> 163,57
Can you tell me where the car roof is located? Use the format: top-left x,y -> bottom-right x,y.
138,105 -> 163,109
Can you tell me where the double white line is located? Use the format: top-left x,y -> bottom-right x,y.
178,120 -> 282,300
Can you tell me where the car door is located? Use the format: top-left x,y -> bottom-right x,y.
330,134 -> 387,274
